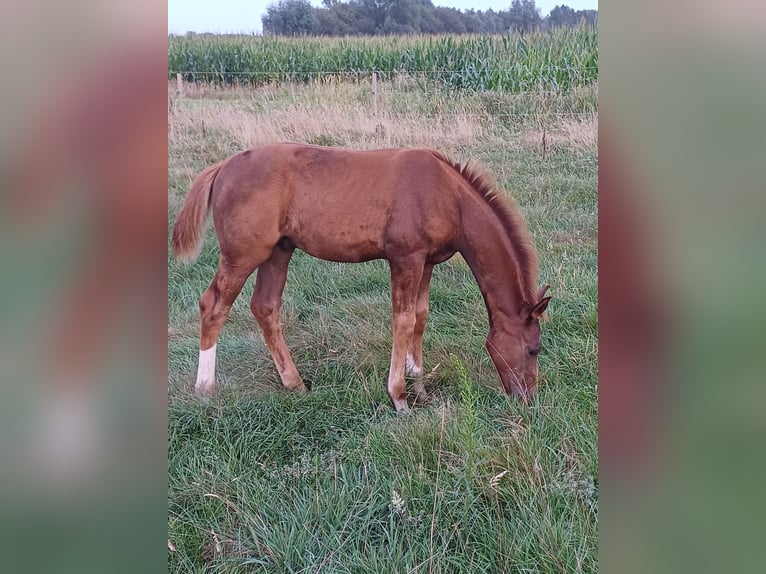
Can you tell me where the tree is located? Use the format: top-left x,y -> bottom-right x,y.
355,0 -> 395,30
262,0 -> 318,36
507,0 -> 541,33
316,8 -> 351,35
433,7 -> 467,34
576,9 -> 598,25
263,0 -> 594,36
461,9 -> 483,33
384,0 -> 424,34
548,5 -> 578,28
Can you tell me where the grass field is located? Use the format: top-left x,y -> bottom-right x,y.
167,75 -> 598,572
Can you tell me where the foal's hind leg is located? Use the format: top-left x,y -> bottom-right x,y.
407,263 -> 434,400
250,244 -> 306,392
388,254 -> 427,413
195,259 -> 256,396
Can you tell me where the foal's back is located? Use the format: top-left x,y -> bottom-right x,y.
211,144 -> 463,264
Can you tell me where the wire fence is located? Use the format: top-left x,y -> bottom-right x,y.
169,67 -> 597,94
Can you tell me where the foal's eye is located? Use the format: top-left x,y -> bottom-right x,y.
528,348 -> 540,357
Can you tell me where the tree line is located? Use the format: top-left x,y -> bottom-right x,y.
262,0 -> 596,36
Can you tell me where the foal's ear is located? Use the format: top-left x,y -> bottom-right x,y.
530,295 -> 551,321
536,285 -> 550,301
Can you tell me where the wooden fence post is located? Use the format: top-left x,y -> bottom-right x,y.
371,71 -> 378,117
176,73 -> 184,97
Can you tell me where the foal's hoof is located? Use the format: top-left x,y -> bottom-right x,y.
393,398 -> 410,414
413,392 -> 428,406
413,383 -> 429,405
194,382 -> 215,397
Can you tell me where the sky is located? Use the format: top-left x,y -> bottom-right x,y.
168,0 -> 598,35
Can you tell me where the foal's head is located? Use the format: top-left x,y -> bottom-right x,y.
486,286 -> 551,401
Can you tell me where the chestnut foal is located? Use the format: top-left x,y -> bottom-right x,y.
172,143 -> 550,412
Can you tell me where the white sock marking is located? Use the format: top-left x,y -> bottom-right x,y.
195,344 -> 217,394
405,352 -> 422,376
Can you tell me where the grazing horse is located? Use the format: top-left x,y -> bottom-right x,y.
171,143 -> 550,412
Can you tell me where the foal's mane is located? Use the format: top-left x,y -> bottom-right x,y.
429,150 -> 539,304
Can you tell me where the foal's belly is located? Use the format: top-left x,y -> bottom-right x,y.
282,195 -> 456,264
287,233 -> 455,265
290,234 -> 385,263
293,241 -> 386,263
283,207 -> 389,262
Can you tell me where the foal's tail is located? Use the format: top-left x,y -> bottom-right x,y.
171,161 -> 224,263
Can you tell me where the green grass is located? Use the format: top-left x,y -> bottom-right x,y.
168,76 -> 597,572
168,27 -> 598,92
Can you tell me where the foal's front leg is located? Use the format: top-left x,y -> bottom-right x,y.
406,263 -> 433,401
388,256 -> 426,413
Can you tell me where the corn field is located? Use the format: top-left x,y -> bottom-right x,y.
168,27 -> 597,92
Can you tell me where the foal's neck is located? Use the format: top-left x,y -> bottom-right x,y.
455,198 -> 529,328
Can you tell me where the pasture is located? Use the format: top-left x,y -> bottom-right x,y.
168,49 -> 597,572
